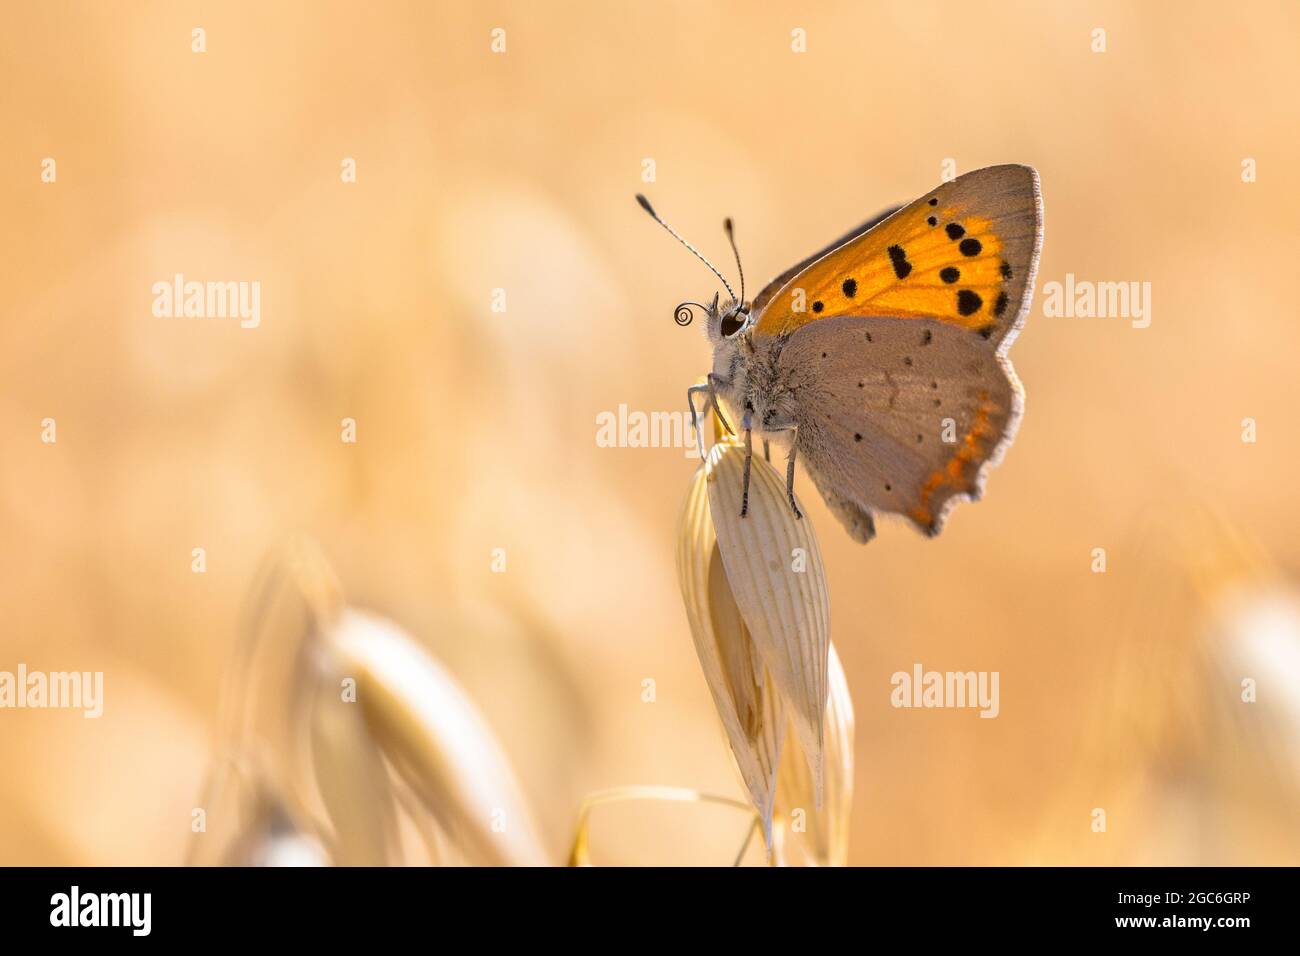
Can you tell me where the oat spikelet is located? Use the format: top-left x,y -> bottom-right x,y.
774,643 -> 855,865
677,448 -> 786,845
706,440 -> 831,803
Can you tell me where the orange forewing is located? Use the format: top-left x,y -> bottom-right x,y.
753,165 -> 1040,346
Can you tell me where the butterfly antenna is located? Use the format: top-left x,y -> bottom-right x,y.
723,217 -> 745,309
636,194 -> 737,302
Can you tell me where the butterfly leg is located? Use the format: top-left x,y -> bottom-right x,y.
706,374 -> 735,436
687,378 -> 736,459
685,384 -> 710,459
740,428 -> 752,518
763,439 -> 771,463
756,426 -> 802,519
785,439 -> 803,520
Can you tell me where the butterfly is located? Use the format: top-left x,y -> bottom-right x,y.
638,164 -> 1043,542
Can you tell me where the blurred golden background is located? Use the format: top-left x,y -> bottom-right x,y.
2,0 -> 1299,865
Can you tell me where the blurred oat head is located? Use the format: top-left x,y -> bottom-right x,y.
192,542 -> 550,866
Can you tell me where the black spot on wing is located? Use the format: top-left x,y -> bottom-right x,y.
956,290 -> 983,316
940,267 -> 960,284
945,223 -> 965,240
959,238 -> 982,257
842,277 -> 857,298
887,245 -> 912,279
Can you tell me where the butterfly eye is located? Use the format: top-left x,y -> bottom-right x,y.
720,313 -> 746,338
